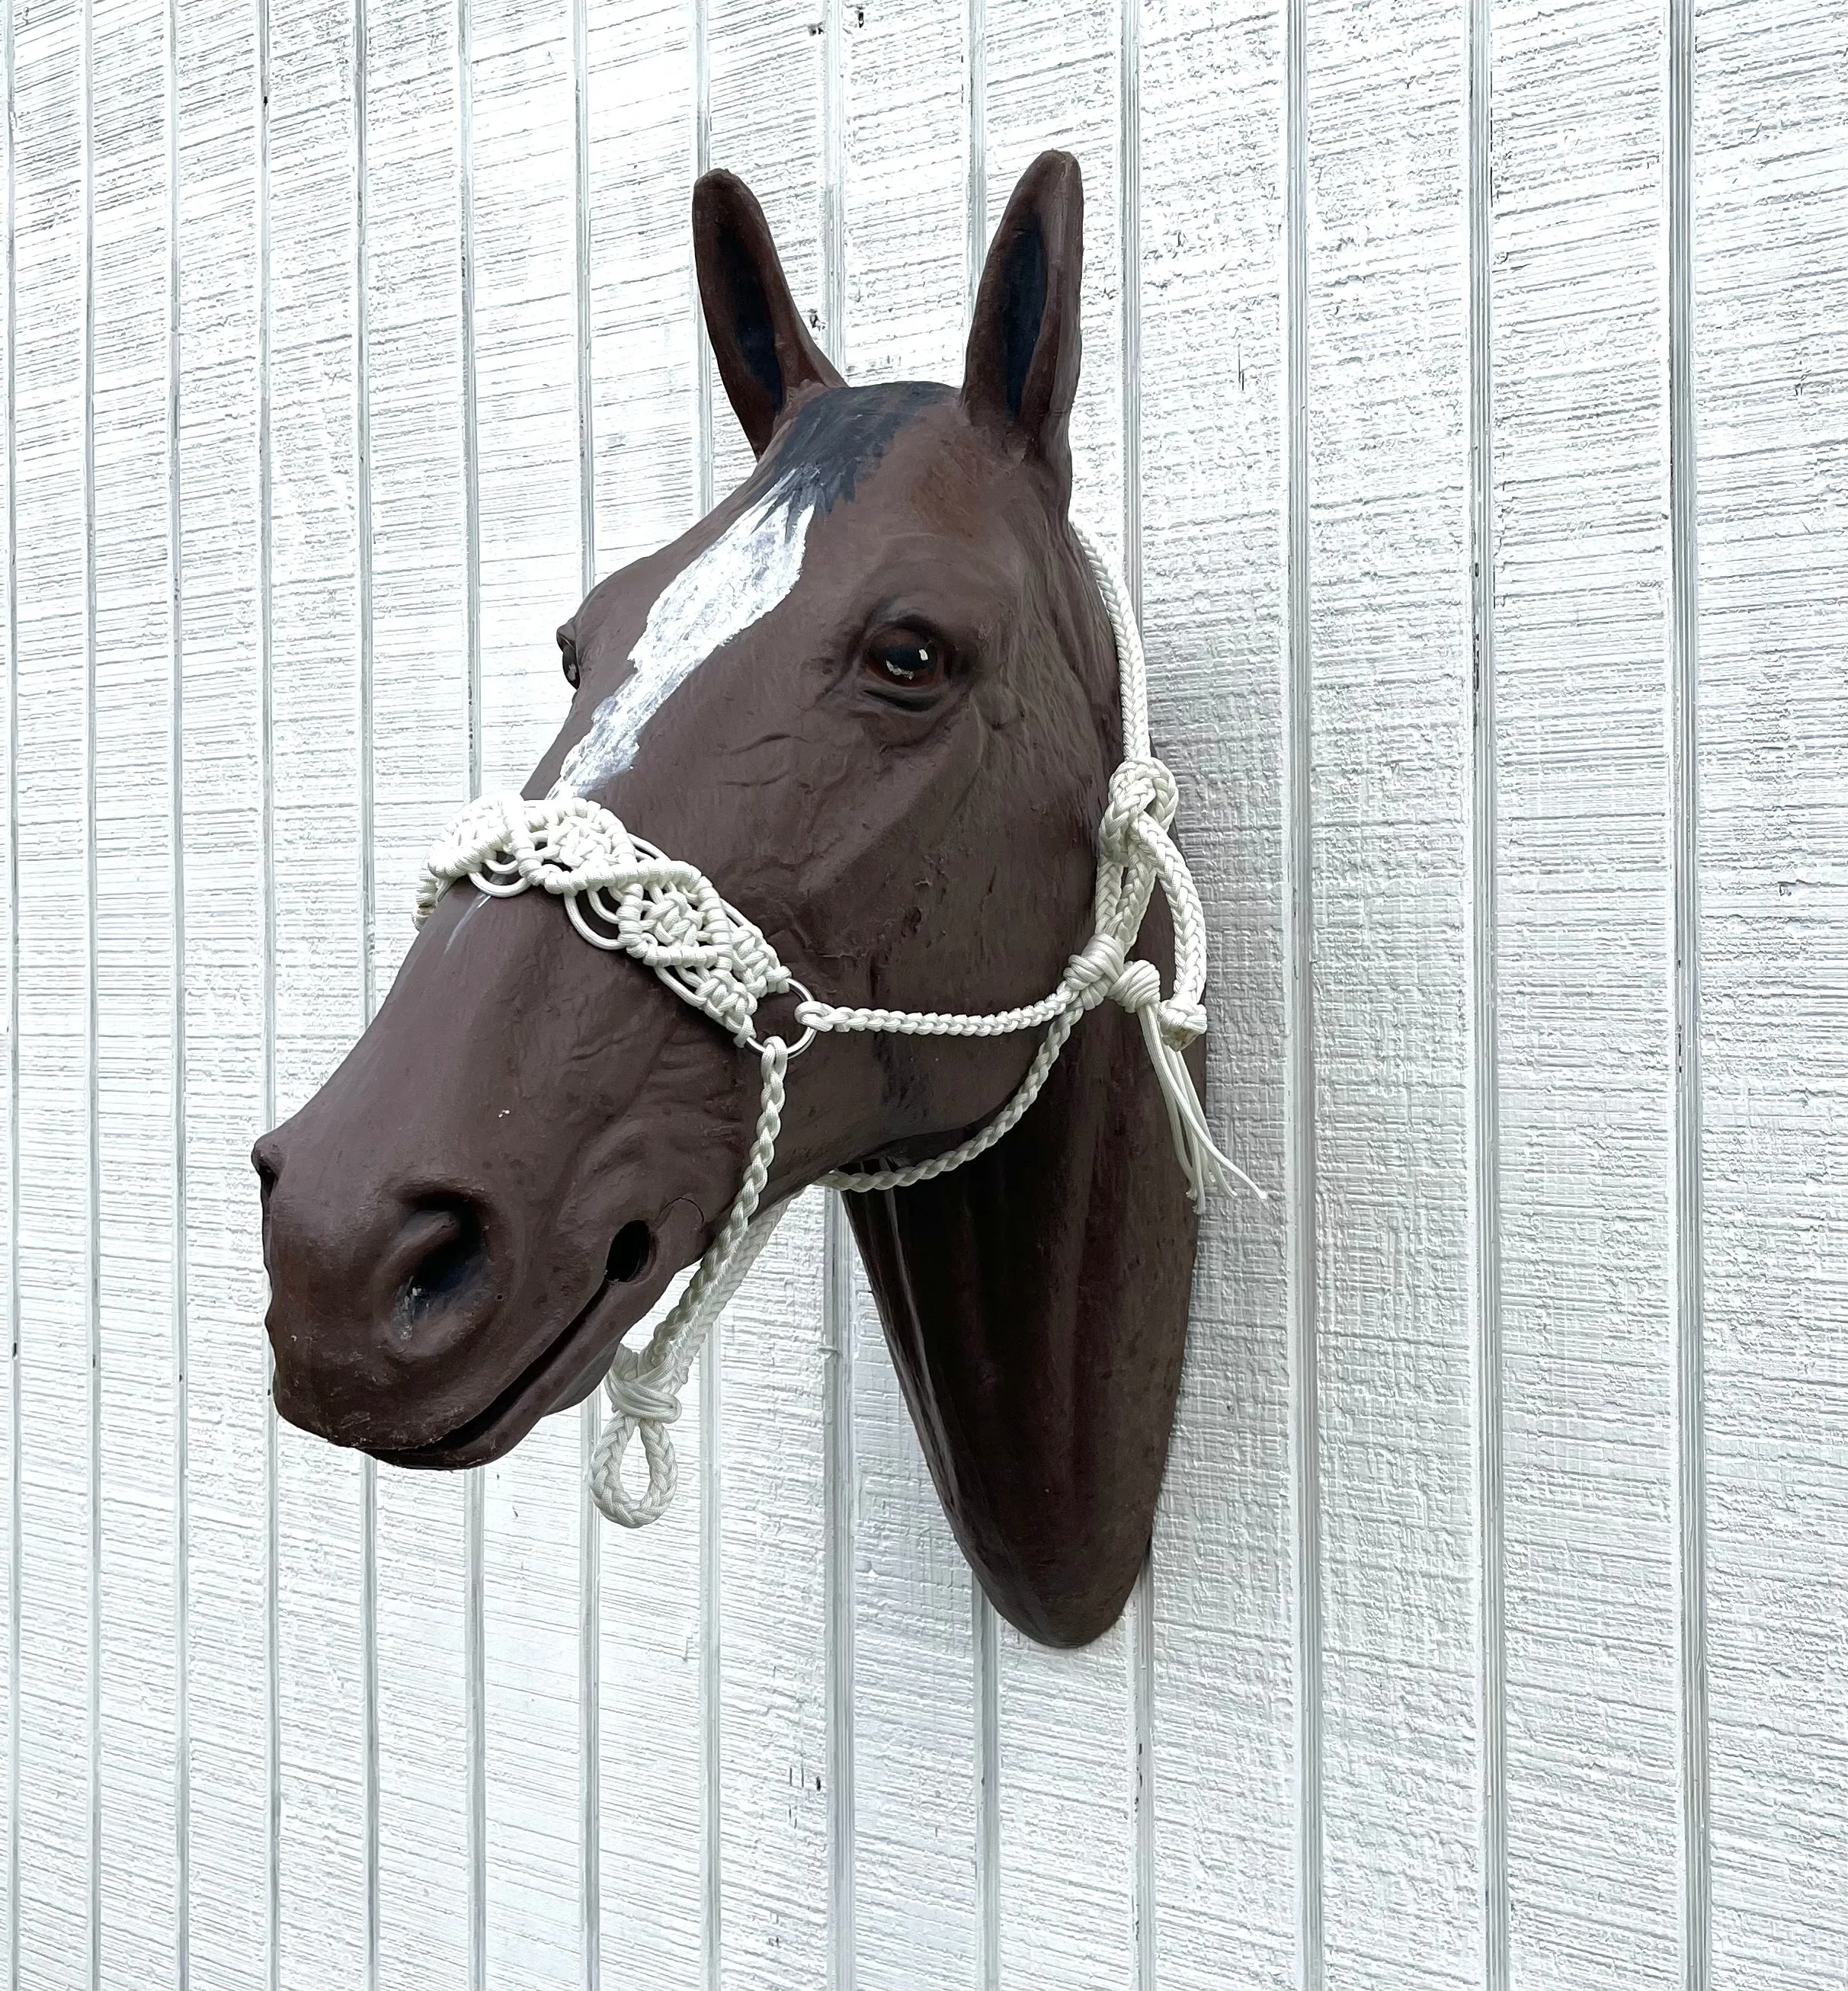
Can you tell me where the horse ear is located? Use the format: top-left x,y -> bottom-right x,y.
960,149 -> 1084,497
693,169 -> 845,457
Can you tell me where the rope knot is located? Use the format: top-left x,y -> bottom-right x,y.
1156,997 -> 1208,1048
602,1352 -> 685,1429
1105,964 -> 1208,1052
1107,958 -> 1164,1015
1065,933 -> 1126,1001
1099,755 -> 1178,859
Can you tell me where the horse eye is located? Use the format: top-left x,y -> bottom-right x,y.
863,628 -> 946,696
557,626 -> 580,689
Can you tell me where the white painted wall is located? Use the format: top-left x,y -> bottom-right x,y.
2,0 -> 1843,1985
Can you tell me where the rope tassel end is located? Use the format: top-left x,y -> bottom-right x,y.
1139,1012 -> 1269,1208
1110,960 -> 1269,1208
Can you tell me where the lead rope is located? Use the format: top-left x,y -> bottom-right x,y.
413,520 -> 1263,1529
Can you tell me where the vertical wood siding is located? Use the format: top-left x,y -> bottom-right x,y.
1694,7 -> 1846,1983
3,0 -> 1846,1986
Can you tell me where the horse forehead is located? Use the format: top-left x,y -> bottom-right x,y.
554,472 -> 818,795
550,389 -> 1007,799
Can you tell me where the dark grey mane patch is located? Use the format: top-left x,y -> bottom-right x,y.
759,379 -> 953,515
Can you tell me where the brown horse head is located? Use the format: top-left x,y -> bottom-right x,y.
255,149 -> 1202,1647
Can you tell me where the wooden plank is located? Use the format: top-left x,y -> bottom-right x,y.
831,5 -> 978,1980
1302,0 -> 1481,1982
0,0 -> 14,1962
593,1308 -> 706,1991
581,0 -> 706,1977
468,0 -> 586,1977
585,0 -> 697,584
11,2 -> 94,1978
1136,0 -> 1299,1983
91,0 -> 184,1977
264,0 -> 371,1968
1693,4 -> 1848,1983
472,0 -> 578,797
838,0 -> 966,391
481,1430 -> 582,1986
847,1246 -> 979,1989
363,0 -> 475,1978
716,1190 -> 830,1991
981,5 -> 1136,1983
1486,4 -> 1683,1981
175,0 -> 271,1975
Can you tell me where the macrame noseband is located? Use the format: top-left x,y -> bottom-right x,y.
412,519 -> 1260,1530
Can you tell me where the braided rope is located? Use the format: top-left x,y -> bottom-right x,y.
415,792 -> 792,1045
412,519 -> 1261,1529
586,1042 -> 789,1526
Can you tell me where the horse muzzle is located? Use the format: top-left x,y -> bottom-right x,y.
253,1119 -> 706,1467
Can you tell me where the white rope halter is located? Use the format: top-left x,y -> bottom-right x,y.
413,518 -> 1261,1528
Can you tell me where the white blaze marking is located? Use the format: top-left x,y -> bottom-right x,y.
552,471 -> 818,797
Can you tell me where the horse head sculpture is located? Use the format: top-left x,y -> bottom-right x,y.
255,149 -> 1236,1648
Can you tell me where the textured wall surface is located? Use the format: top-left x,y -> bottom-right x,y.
1,0 -> 1843,1985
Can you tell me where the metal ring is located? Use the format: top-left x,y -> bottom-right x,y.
739,977 -> 819,1061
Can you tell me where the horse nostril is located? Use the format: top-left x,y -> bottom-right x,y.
397,1197 -> 489,1326
605,1221 -> 654,1285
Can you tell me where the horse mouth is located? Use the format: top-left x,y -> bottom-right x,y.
368,1256 -> 649,1471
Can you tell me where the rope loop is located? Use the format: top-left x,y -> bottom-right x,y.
1099,754 -> 1178,859
588,1343 -> 686,1530
413,519 -> 1262,1532
585,1041 -> 792,1529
